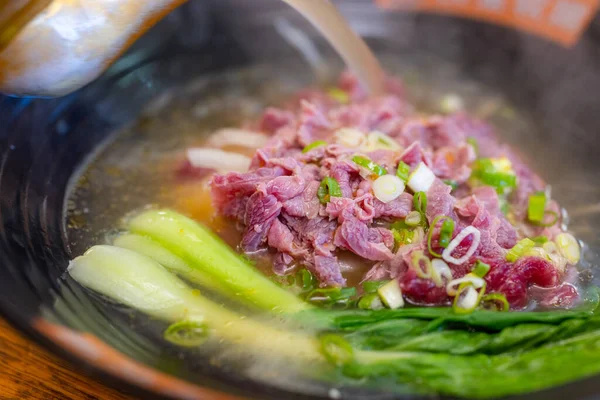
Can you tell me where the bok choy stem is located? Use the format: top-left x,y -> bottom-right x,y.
69,245 -> 321,361
127,210 -> 312,314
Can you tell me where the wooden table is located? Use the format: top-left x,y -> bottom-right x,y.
0,317 -> 133,399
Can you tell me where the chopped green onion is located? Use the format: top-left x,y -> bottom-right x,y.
317,177 -> 342,204
410,250 -> 434,279
528,191 -> 547,223
390,219 -> 410,231
392,228 -> 415,250
531,235 -> 549,245
466,137 -> 479,156
327,88 -> 349,104
319,334 -> 354,366
396,161 -> 410,182
297,269 -> 317,292
358,293 -> 384,310
377,279 -> 404,309
352,155 -> 386,177
452,281 -> 486,314
446,273 -> 486,296
302,140 -> 327,153
500,199 -> 510,215
531,210 -> 559,227
365,131 -> 401,151
427,216 -> 453,258
439,219 -> 455,248
506,238 -> 536,262
414,191 -> 428,214
305,287 -> 356,306
480,293 -> 510,311
443,180 -> 459,191
555,233 -> 581,264
405,211 -> 422,227
472,260 -> 491,278
362,280 -> 388,293
470,158 -> 517,194
164,320 -> 209,347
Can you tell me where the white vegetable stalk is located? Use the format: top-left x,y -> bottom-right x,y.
432,259 -> 453,287
442,226 -> 481,265
334,128 -> 366,148
373,174 -> 405,203
206,128 -> 268,149
377,279 -> 404,309
69,245 -> 321,360
363,131 -> 402,151
446,274 -> 486,296
555,233 -> 581,264
455,286 -> 479,310
407,162 -> 436,192
187,148 -> 251,173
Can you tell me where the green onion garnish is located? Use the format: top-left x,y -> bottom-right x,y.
531,235 -> 549,244
506,238 -> 536,262
358,292 -> 384,310
362,280 -> 388,293
302,140 -> 327,153
317,177 -> 342,204
414,191 -> 428,214
427,215 -> 453,258
466,137 -> 479,156
443,179 -> 459,191
392,228 -> 414,250
410,250 -> 434,279
472,260 -> 491,277
327,88 -> 349,104
405,211 -> 422,227
470,158 -> 517,194
319,334 -> 354,366
439,219 -> 455,248
352,155 -> 387,177
305,287 -> 356,306
452,281 -> 486,315
532,210 -> 559,227
480,293 -> 510,311
164,320 -> 209,347
527,191 -> 547,223
396,161 -> 410,182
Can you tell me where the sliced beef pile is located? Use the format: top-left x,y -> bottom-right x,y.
209,72 -> 577,309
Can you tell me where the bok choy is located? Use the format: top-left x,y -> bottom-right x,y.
68,209 -> 600,399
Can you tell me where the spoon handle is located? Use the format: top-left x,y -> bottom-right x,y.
283,0 -> 385,96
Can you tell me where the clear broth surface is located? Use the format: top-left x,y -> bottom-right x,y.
65,57 -> 597,395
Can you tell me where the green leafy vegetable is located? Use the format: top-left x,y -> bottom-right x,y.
318,177 -> 343,204
71,210 -> 600,399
